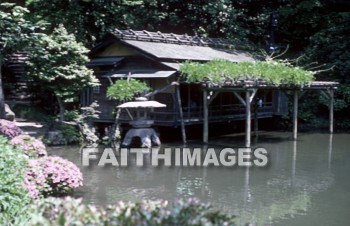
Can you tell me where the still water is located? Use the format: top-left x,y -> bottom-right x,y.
48,132 -> 350,226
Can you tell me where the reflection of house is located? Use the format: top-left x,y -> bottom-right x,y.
84,29 -> 287,132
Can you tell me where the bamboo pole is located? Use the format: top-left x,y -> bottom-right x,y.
203,89 -> 208,143
293,90 -> 298,140
245,90 -> 251,147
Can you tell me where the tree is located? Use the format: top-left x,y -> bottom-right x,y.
26,0 -> 140,47
26,25 -> 99,122
0,3 -> 36,119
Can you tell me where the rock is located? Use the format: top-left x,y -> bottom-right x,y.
5,104 -> 15,121
45,130 -> 67,146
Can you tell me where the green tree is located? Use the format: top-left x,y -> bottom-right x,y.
26,0 -> 140,47
0,3 -> 36,118
26,25 -> 99,122
134,0 -> 275,44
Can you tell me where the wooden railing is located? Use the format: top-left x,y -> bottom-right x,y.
99,102 -> 274,126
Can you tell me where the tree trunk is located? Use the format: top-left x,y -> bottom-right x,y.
57,96 -> 65,122
0,60 -> 6,119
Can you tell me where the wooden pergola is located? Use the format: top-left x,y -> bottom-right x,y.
201,81 -> 338,147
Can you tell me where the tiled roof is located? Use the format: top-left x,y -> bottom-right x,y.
111,29 -> 247,49
107,29 -> 255,63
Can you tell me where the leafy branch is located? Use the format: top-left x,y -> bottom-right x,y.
180,59 -> 315,87
106,79 -> 151,102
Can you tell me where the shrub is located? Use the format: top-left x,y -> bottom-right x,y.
10,134 -> 47,158
24,156 -> 83,198
57,123 -> 81,144
27,197 -> 235,225
64,110 -> 80,122
107,79 -> 151,102
0,136 -> 30,224
0,119 -> 22,138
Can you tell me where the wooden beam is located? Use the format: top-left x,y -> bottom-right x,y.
293,90 -> 298,140
329,89 -> 334,134
208,91 -> 219,105
249,88 -> 258,103
125,108 -> 133,120
245,90 -> 251,147
106,75 -> 113,85
233,91 -> 246,106
203,89 -> 209,143
320,90 -> 330,99
176,86 -> 187,144
144,81 -> 179,98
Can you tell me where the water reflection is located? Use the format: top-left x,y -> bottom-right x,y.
328,134 -> 333,170
48,133 -> 350,225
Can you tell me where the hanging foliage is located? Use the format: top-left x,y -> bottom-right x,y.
106,79 -> 151,102
180,59 -> 315,86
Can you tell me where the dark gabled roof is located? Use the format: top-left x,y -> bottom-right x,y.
111,29 -> 247,49
92,29 -> 255,64
120,39 -> 254,62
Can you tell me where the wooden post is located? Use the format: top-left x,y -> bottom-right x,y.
293,90 -> 298,140
254,100 -> 258,137
187,85 -> 191,119
329,89 -> 334,134
203,89 -> 208,143
176,86 -> 187,144
245,90 -> 251,147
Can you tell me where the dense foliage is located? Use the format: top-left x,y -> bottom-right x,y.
27,197 -> 235,225
107,79 -> 151,102
26,0 -> 139,48
180,60 -> 314,86
0,135 -> 30,224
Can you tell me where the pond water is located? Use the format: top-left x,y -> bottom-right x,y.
48,132 -> 350,226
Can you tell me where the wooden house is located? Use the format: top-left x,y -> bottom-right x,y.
83,29 -> 288,140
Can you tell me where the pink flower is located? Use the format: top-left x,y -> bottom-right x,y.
10,135 -> 47,158
0,119 -> 22,138
24,156 -> 83,198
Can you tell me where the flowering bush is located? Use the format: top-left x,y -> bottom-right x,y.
24,156 -> 83,198
27,197 -> 236,225
0,119 -> 22,138
10,135 -> 47,158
